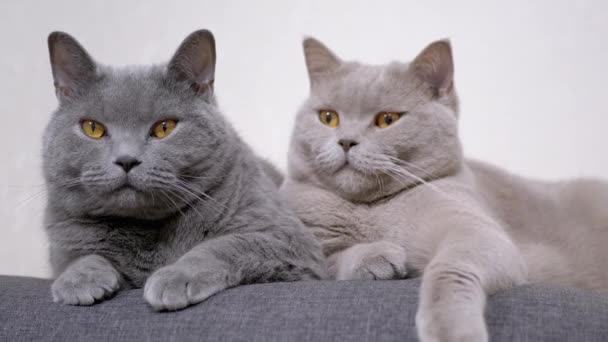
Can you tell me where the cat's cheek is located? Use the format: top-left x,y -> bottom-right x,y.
80,166 -> 124,191
313,143 -> 345,173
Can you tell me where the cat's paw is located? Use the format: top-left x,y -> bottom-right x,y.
51,255 -> 121,306
416,307 -> 488,342
334,241 -> 407,280
144,263 -> 228,311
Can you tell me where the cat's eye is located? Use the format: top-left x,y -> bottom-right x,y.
319,110 -> 339,127
81,120 -> 106,139
151,119 -> 177,139
375,112 -> 402,128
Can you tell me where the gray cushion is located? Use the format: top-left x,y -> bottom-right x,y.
1,275 -> 607,341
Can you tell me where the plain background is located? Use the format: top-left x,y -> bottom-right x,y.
1,0 -> 607,278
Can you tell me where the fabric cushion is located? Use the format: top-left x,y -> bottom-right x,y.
1,276 -> 607,341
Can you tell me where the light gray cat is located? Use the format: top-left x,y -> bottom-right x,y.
44,30 -> 324,311
282,37 -> 608,341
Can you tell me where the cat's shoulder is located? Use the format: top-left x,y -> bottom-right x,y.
281,178 -> 361,221
383,161 -> 486,211
466,159 -> 512,180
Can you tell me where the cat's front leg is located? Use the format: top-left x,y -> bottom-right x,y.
143,253 -> 232,311
330,241 -> 408,280
415,223 -> 526,342
51,254 -> 122,305
144,230 -> 323,311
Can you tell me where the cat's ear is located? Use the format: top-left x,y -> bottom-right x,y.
303,37 -> 342,82
168,29 -> 216,97
411,39 -> 454,96
48,32 -> 97,101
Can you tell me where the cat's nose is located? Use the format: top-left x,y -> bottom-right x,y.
114,156 -> 141,173
338,139 -> 359,152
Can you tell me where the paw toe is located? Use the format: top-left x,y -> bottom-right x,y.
144,265 -> 227,311
51,270 -> 119,306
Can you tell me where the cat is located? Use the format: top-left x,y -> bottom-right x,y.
44,29 -> 324,311
281,37 -> 608,341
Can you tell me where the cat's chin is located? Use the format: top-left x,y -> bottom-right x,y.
103,189 -> 146,211
87,186 -> 159,217
323,167 -> 380,200
111,186 -> 140,201
77,182 -> 182,219
318,166 -> 409,203
90,194 -> 173,220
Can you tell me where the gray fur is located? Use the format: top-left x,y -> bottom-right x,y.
44,30 -> 324,311
282,37 -> 608,341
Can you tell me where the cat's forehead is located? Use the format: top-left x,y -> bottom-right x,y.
89,66 -> 186,122
99,66 -> 165,100
311,61 -> 422,115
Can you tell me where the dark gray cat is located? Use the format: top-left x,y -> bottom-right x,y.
44,29 -> 324,310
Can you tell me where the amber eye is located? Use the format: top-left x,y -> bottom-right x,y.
151,119 -> 177,139
81,120 -> 106,139
319,110 -> 339,127
375,112 -> 402,128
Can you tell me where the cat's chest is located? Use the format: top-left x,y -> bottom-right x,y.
367,194 -> 422,238
289,185 -> 422,253
83,224 -> 169,284
49,217 -> 206,286
101,222 -> 207,282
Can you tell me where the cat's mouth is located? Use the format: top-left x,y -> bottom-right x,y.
335,159 -> 366,175
334,160 -> 347,171
113,183 -> 140,193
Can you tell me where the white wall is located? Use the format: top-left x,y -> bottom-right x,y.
1,0 -> 607,278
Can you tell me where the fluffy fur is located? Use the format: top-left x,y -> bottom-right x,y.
44,30 -> 324,311
282,37 -> 608,341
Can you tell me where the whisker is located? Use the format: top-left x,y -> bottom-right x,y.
374,173 -> 385,197
158,189 -> 187,220
14,178 -> 81,209
382,165 -> 456,202
15,189 -> 48,208
386,156 -> 441,182
379,169 -> 408,187
172,183 -> 223,219
166,187 -> 209,224
170,177 -> 282,229
178,174 -> 216,181
175,180 -> 230,213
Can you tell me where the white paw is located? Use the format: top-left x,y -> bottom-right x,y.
334,241 -> 407,280
144,264 -> 228,311
416,307 -> 488,342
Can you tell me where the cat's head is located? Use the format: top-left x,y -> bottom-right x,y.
44,30 -> 236,219
288,38 -> 463,202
